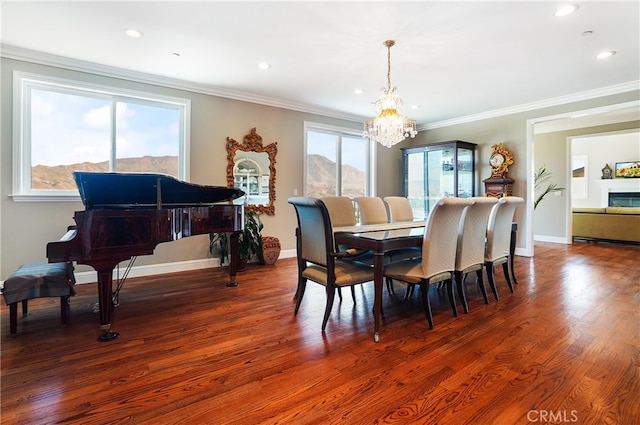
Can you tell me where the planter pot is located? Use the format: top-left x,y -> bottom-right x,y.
261,236 -> 281,265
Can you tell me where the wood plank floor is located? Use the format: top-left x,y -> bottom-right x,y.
1,241 -> 638,424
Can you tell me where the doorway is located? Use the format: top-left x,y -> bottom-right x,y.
527,100 -> 640,254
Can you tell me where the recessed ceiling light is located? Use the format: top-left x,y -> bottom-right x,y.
124,28 -> 144,38
354,89 -> 364,95
596,50 -> 616,59
555,4 -> 579,17
257,62 -> 271,70
411,105 -> 420,110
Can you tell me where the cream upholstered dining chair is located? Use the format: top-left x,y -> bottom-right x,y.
381,196 -> 423,296
320,196 -> 357,227
383,197 -> 473,328
354,197 -> 388,225
288,197 -> 374,331
317,196 -> 364,302
453,197 -> 498,314
383,196 -> 415,223
484,196 -> 524,301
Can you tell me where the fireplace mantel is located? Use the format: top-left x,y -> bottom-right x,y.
598,179 -> 640,207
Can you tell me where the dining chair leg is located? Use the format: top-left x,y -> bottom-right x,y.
485,262 -> 500,301
350,285 -> 356,303
446,278 -> 458,317
293,274 -> 303,301
405,284 -> 415,300
294,278 -> 307,314
455,271 -> 469,314
385,277 -> 395,295
502,262 -> 514,293
419,282 -> 434,329
476,269 -> 489,304
322,286 -> 337,331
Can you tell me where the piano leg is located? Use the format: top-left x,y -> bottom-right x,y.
227,231 -> 240,287
96,267 -> 120,342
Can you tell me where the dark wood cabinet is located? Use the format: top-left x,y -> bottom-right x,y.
401,140 -> 476,218
483,177 -> 514,198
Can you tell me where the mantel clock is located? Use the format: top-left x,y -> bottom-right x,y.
483,143 -> 515,198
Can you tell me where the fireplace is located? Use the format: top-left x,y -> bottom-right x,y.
609,192 -> 640,208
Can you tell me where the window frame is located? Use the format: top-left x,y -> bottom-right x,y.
11,71 -> 191,201
303,121 -> 376,198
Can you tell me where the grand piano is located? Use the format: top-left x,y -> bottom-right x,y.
47,171 -> 245,342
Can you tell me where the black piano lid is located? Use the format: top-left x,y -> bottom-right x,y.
73,171 -> 246,210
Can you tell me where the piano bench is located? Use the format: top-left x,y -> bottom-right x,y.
1,262 -> 76,336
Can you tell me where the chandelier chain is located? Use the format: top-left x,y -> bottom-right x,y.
386,41 -> 392,90
363,39 -> 418,148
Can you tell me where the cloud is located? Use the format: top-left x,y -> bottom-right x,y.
31,93 -> 56,117
82,103 -> 135,129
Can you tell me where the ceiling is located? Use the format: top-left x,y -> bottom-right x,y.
1,1 -> 639,129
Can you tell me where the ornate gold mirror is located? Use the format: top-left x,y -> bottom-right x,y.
226,128 -> 277,215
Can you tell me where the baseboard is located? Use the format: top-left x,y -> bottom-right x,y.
71,248 -> 298,285
534,235 -> 569,244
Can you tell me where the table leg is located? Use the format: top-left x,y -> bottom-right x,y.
373,252 -> 384,343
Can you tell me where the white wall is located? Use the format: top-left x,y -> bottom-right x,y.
571,131 -> 640,208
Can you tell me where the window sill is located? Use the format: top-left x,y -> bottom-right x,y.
9,193 -> 81,202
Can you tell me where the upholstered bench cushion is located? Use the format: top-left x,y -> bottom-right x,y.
2,262 -> 76,305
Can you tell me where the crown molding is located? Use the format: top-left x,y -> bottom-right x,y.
0,44 -> 364,123
422,80 -> 640,130
3,44 -> 637,131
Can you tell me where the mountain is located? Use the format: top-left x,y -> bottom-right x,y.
32,154 -> 362,197
31,156 -> 178,190
306,154 -> 365,198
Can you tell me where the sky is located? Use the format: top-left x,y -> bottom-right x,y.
306,130 -> 367,172
30,88 -> 180,167
29,87 -> 367,175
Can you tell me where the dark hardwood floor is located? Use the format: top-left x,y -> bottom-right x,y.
1,241 -> 638,424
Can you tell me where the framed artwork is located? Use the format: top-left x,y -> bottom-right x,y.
572,155 -> 588,199
614,161 -> 640,178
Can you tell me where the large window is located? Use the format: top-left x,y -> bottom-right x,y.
12,72 -> 189,200
304,122 -> 374,198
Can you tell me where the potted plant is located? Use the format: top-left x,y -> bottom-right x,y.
534,165 -> 565,210
209,210 -> 264,269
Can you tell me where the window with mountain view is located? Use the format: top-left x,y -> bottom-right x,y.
13,73 -> 188,199
304,124 -> 371,198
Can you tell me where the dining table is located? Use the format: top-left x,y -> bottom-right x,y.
333,220 -> 518,342
333,220 -> 427,342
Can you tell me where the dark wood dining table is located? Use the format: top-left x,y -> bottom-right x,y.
333,221 -> 426,342
333,220 -> 518,342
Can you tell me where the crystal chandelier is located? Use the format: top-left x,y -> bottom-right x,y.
363,40 -> 417,148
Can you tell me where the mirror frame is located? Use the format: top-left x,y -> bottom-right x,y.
226,128 -> 278,215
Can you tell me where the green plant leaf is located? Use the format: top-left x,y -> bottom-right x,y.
534,165 -> 564,210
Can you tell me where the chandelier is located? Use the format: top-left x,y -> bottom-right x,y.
363,40 -> 417,148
